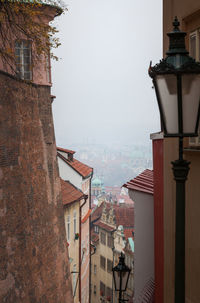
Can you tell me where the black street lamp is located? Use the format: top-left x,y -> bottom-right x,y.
112,252 -> 131,303
149,17 -> 200,303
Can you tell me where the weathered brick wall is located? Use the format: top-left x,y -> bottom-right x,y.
0,71 -> 73,303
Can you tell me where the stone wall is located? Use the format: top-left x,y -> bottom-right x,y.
0,71 -> 73,303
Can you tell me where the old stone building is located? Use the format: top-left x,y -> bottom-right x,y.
0,2 -> 73,302
91,201 -> 134,303
57,147 -> 93,303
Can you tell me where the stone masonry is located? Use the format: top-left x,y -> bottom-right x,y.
0,71 -> 73,302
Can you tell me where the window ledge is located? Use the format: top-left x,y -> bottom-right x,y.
184,147 -> 200,152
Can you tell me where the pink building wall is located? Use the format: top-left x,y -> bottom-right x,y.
0,5 -> 59,86
151,133 -> 164,303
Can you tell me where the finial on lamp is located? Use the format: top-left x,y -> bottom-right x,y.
173,16 -> 180,32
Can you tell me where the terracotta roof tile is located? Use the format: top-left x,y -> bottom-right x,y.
91,202 -> 104,223
58,152 -> 93,178
116,194 -> 134,205
124,169 -> 153,195
61,179 -> 86,206
123,229 -> 134,240
57,147 -> 75,154
114,205 -> 134,228
81,209 -> 92,223
94,219 -> 115,232
91,202 -> 134,228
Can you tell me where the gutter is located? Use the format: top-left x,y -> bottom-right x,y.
79,195 -> 87,303
89,174 -> 93,303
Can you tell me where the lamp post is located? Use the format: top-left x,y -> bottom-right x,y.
149,17 -> 200,303
112,252 -> 131,303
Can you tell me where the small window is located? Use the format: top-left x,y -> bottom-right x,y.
73,211 -> 77,235
100,281 -> 105,296
46,53 -> 51,83
100,232 -> 106,245
107,259 -> 113,273
94,285 -> 96,295
94,225 -> 99,234
15,40 -> 32,80
94,264 -> 97,274
100,255 -> 106,270
67,215 -> 70,241
107,234 -> 113,248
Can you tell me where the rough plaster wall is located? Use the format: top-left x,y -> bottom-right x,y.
0,72 -> 73,303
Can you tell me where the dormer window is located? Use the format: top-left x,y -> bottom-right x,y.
94,225 -> 99,234
15,40 -> 32,80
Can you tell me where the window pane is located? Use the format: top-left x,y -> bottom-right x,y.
100,281 -> 105,296
15,40 -> 32,80
107,259 -> 112,273
15,41 -> 21,48
24,72 -> 31,80
24,48 -> 31,56
23,40 -> 30,48
100,255 -> 106,269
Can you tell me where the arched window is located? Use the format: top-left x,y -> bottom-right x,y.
15,40 -> 32,80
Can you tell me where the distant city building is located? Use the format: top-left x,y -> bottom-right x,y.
57,147 -> 93,303
91,201 -> 134,303
61,179 -> 87,303
91,176 -> 104,197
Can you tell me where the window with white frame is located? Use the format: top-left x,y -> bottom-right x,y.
189,30 -> 200,145
67,215 -> 70,241
46,53 -> 51,83
73,264 -> 76,296
73,211 -> 77,235
94,225 -> 99,234
15,40 -> 32,80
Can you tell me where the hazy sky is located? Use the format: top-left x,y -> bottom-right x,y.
52,0 -> 162,147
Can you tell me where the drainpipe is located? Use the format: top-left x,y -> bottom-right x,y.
79,195 -> 87,303
89,175 -> 93,303
111,228 -> 117,303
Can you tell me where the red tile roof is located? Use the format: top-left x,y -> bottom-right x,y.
116,194 -> 134,205
137,278 -> 155,303
123,229 -> 134,240
91,202 -> 134,229
94,219 -> 115,232
61,179 -> 86,206
91,202 -> 104,223
124,169 -> 153,195
81,209 -> 92,223
114,205 -> 134,228
57,147 -> 75,154
58,152 -> 93,178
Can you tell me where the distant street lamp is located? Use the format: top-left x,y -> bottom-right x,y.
149,17 -> 200,303
112,252 -> 131,303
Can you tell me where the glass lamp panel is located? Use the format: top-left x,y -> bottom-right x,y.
113,271 -> 120,290
156,74 -> 179,134
182,74 -> 200,134
121,271 -> 129,291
